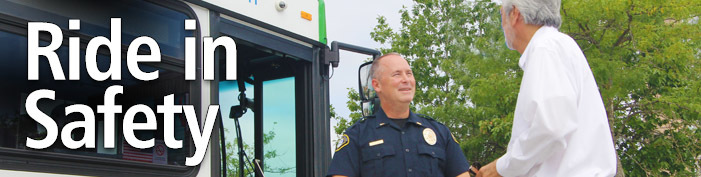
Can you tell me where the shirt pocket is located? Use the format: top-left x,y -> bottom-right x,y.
360,145 -> 395,177
417,145 -> 446,177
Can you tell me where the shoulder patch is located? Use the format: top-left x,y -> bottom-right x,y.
451,133 -> 459,144
335,134 -> 350,152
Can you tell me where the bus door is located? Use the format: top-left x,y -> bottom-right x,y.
212,14 -> 318,177
217,41 -> 300,177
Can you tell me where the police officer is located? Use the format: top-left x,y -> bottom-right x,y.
327,53 -> 471,177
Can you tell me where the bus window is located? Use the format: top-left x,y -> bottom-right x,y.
0,0 -> 192,59
0,0 -> 197,173
217,78 -> 297,177
219,80 -> 256,176
262,77 -> 296,176
0,30 -> 191,166
217,36 -> 300,176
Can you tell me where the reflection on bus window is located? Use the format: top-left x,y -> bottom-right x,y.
263,77 -> 296,177
218,77 -> 297,176
219,80 -> 255,176
0,0 -> 193,166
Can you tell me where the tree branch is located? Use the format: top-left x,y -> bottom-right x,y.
613,5 -> 634,48
613,28 -> 630,47
578,23 -> 600,48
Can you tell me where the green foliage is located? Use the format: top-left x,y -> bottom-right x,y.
334,0 -> 700,176
223,126 -> 294,177
561,0 -> 701,176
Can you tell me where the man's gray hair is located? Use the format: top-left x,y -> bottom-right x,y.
503,0 -> 562,28
369,53 -> 402,79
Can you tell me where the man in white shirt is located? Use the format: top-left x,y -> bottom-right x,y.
476,0 -> 618,176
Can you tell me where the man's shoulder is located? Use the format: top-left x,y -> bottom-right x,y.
415,114 -> 450,130
415,113 -> 434,121
344,115 -> 377,134
533,27 -> 578,50
416,114 -> 443,125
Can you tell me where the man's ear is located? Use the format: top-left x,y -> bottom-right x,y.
510,6 -> 520,26
372,79 -> 381,93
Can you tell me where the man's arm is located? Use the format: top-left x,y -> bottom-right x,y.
457,171 -> 472,177
468,164 -> 481,176
443,128 -> 471,177
327,128 -> 361,177
475,160 -> 500,177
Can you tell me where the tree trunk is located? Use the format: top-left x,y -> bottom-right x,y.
615,153 -> 625,177
607,97 -> 625,177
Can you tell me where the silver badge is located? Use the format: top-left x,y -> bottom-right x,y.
423,128 -> 437,145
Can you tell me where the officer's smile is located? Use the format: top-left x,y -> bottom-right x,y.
398,87 -> 412,92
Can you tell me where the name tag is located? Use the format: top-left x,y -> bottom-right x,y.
369,139 -> 384,146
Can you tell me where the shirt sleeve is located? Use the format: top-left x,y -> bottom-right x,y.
496,47 -> 579,176
444,128 -> 470,177
327,126 -> 360,177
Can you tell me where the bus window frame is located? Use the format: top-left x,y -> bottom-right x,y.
0,0 -> 202,176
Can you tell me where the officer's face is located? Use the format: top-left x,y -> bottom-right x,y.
372,55 -> 415,105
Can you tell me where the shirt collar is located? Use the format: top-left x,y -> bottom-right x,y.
519,26 -> 558,70
375,108 -> 425,129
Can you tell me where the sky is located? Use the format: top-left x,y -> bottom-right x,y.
325,0 -> 414,151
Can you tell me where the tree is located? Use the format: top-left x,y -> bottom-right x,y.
333,0 -> 700,176
561,0 -> 701,175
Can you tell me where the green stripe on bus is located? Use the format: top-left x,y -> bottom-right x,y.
318,0 -> 327,44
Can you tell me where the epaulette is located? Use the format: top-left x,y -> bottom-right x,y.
360,115 -> 376,122
416,114 -> 435,121
348,115 -> 375,125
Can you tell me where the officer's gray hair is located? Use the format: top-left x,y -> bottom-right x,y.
369,53 -> 402,79
502,0 -> 562,28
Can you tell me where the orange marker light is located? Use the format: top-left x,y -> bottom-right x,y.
301,11 -> 312,21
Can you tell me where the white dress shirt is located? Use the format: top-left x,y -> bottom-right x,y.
496,26 -> 617,177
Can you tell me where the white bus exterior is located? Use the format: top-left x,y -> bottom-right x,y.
0,0 -> 373,176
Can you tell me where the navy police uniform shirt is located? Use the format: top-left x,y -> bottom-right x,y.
327,108 -> 470,177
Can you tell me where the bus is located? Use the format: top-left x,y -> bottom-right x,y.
0,0 -> 379,176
